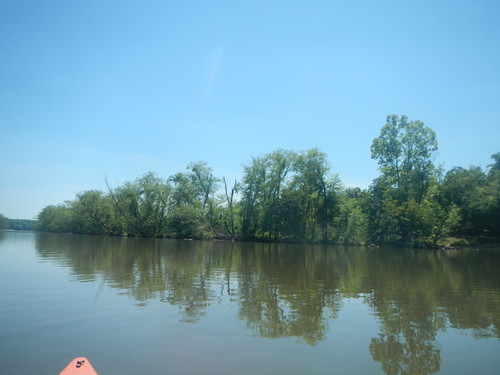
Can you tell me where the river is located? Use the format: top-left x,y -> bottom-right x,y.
1,231 -> 499,375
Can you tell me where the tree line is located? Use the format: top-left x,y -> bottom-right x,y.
35,115 -> 500,247
0,215 -> 37,231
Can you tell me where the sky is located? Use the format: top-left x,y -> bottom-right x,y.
1,0 -> 499,220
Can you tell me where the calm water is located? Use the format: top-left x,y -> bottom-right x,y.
1,231 -> 499,375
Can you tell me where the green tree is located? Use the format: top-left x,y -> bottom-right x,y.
335,191 -> 369,244
484,153 -> 500,235
471,153 -> 500,236
291,148 -> 340,242
260,150 -> 296,240
222,177 -> 239,239
109,172 -> 172,237
37,204 -> 74,232
364,181 -> 405,244
369,115 -> 441,245
240,150 -> 296,240
169,172 -> 199,209
6,219 -> 37,230
371,115 -> 438,203
167,206 -> 209,239
71,190 -> 122,235
0,213 -> 7,230
270,189 -> 307,240
187,161 -> 221,230
439,154 -> 500,238
440,166 -> 485,235
240,148 -> 340,242
187,161 -> 219,209
241,155 -> 268,239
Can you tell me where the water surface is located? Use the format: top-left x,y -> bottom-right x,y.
1,231 -> 499,374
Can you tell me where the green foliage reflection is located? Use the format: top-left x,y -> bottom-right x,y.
35,233 -> 500,364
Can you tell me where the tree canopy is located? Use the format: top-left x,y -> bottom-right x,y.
35,116 -> 499,247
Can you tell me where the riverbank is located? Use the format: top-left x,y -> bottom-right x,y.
443,235 -> 500,250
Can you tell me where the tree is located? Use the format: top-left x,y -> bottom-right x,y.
169,172 -> 199,209
440,166 -> 485,235
471,153 -> 500,236
187,161 -> 219,209
240,154 -> 274,239
0,213 -> 6,230
335,191 -> 369,244
439,154 -> 500,238
37,204 -> 74,232
6,219 -> 37,230
187,161 -> 221,230
259,150 -> 296,240
364,180 -> 406,244
71,190 -> 121,235
291,148 -> 340,242
239,148 -> 341,242
166,206 -> 208,239
369,115 -> 441,245
371,115 -> 438,203
108,172 -> 172,237
489,152 -> 500,171
271,189 -> 307,240
223,177 -> 239,239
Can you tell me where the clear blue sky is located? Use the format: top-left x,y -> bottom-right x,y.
1,0 -> 499,219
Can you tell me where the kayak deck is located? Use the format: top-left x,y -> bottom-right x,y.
58,357 -> 98,375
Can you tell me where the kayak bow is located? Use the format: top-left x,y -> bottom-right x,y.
58,357 -> 98,375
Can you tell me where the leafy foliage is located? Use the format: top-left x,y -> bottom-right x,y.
0,213 -> 6,229
35,116 -> 499,246
371,115 -> 438,203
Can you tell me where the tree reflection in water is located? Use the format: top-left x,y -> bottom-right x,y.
36,233 -> 500,374
369,301 -> 441,375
